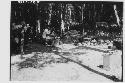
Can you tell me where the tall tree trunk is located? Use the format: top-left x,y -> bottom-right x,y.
82,4 -> 84,34
48,3 -> 52,26
114,4 -> 120,27
60,4 -> 65,35
37,19 -> 40,33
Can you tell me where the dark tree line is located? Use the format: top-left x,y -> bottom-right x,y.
11,1 -> 123,35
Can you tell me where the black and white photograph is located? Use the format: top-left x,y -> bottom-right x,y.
10,1 -> 123,81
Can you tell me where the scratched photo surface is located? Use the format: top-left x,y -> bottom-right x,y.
10,1 -> 123,81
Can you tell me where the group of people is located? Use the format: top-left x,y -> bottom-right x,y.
11,21 -> 35,54
42,27 -> 62,46
11,21 -> 122,55
11,21 -> 61,54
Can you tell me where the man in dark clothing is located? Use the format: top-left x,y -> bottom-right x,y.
11,23 -> 22,54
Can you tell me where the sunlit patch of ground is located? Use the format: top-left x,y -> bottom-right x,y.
11,61 -> 111,81
11,43 -> 122,81
58,44 -> 122,80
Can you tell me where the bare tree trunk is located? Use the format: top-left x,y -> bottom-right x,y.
21,29 -> 24,58
114,4 -> 120,27
60,4 -> 65,36
48,3 -> 52,26
37,19 -> 41,33
80,4 -> 86,35
82,4 -> 84,34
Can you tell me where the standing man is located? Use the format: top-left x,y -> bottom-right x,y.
20,21 -> 29,56
42,27 -> 51,46
11,23 -> 22,54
